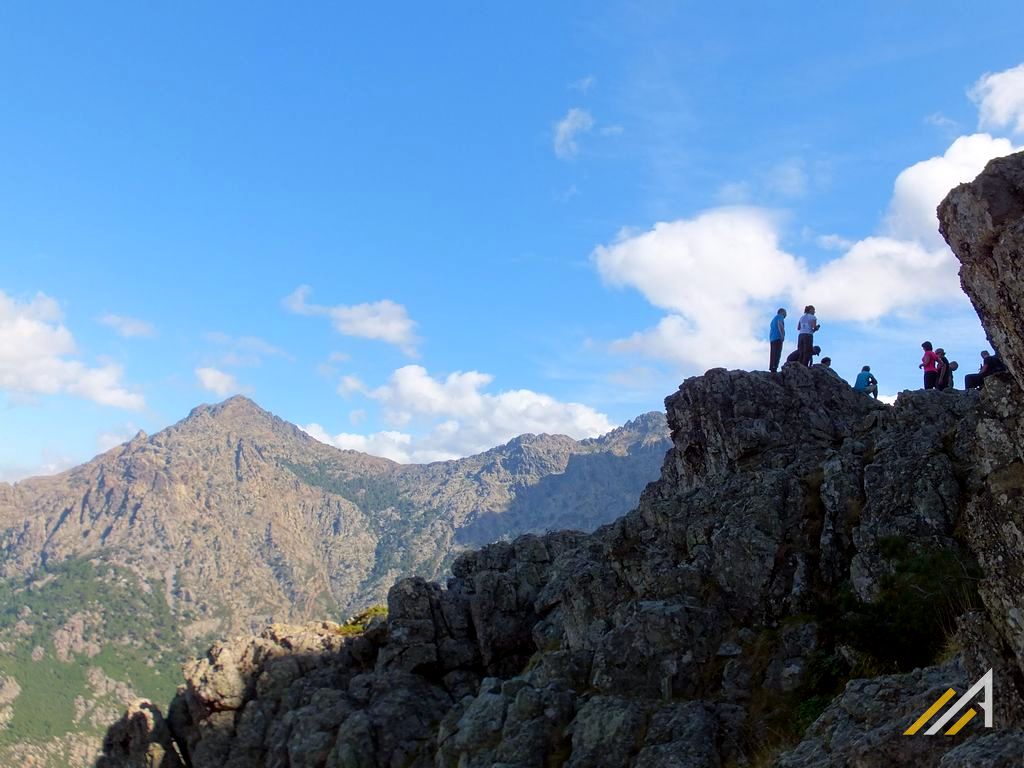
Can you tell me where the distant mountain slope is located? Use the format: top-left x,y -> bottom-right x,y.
0,396 -> 667,764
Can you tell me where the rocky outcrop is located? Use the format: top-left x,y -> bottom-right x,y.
99,152 -> 1024,767
99,368 -> 1024,767
939,150 -> 1024,382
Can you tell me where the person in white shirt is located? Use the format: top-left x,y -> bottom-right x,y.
797,305 -> 820,366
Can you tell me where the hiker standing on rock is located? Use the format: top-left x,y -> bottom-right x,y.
768,308 -> 787,373
796,306 -> 820,367
920,341 -> 939,390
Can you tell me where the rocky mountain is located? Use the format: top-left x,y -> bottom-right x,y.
98,150 -> 1024,768
0,402 -> 667,766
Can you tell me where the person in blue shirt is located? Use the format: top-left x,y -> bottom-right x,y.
854,365 -> 878,399
768,308 -> 787,372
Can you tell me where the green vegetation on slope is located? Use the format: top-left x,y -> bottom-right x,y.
0,558 -> 194,750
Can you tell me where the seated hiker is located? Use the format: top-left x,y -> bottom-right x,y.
965,350 -> 1007,389
813,356 -> 843,379
854,365 -> 879,399
786,345 -> 820,366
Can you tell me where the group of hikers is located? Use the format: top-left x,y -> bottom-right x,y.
767,305 -> 1007,397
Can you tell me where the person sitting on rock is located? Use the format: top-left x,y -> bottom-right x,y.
786,345 -> 820,366
920,341 -> 939,390
965,350 -> 1007,389
813,356 -> 843,380
796,305 -> 820,366
853,365 -> 879,399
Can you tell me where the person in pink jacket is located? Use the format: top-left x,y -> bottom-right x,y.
920,341 -> 939,390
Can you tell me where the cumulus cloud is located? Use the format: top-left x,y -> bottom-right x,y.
884,133 -> 1016,247
306,365 -> 614,463
195,367 -> 240,396
0,291 -> 144,409
301,423 -> 414,463
283,286 -> 419,356
594,208 -> 804,369
593,128 -> 1018,373
99,313 -> 156,338
554,108 -> 595,159
971,63 -> 1024,135
796,236 -> 965,322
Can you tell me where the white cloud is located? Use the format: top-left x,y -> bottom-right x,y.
283,286 -> 419,356
308,365 -> 614,463
99,313 -> 156,338
971,63 -> 1024,135
796,236 -> 966,322
0,291 -> 144,409
302,423 -> 414,463
592,128 -> 1018,373
594,208 -> 804,369
195,367 -> 240,396
884,133 -> 1017,247
554,108 -> 595,159
349,409 -> 367,426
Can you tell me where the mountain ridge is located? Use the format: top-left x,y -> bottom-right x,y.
0,397 -> 668,765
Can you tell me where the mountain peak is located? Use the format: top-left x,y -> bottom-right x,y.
180,394 -> 283,429
165,395 -> 312,449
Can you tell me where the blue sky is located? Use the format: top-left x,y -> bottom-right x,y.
1,2 -> 1022,475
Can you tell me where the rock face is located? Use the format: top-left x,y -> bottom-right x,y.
99,151 -> 1024,767
939,150 -> 1024,382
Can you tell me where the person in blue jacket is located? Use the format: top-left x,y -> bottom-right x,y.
854,365 -> 879,399
768,308 -> 787,372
